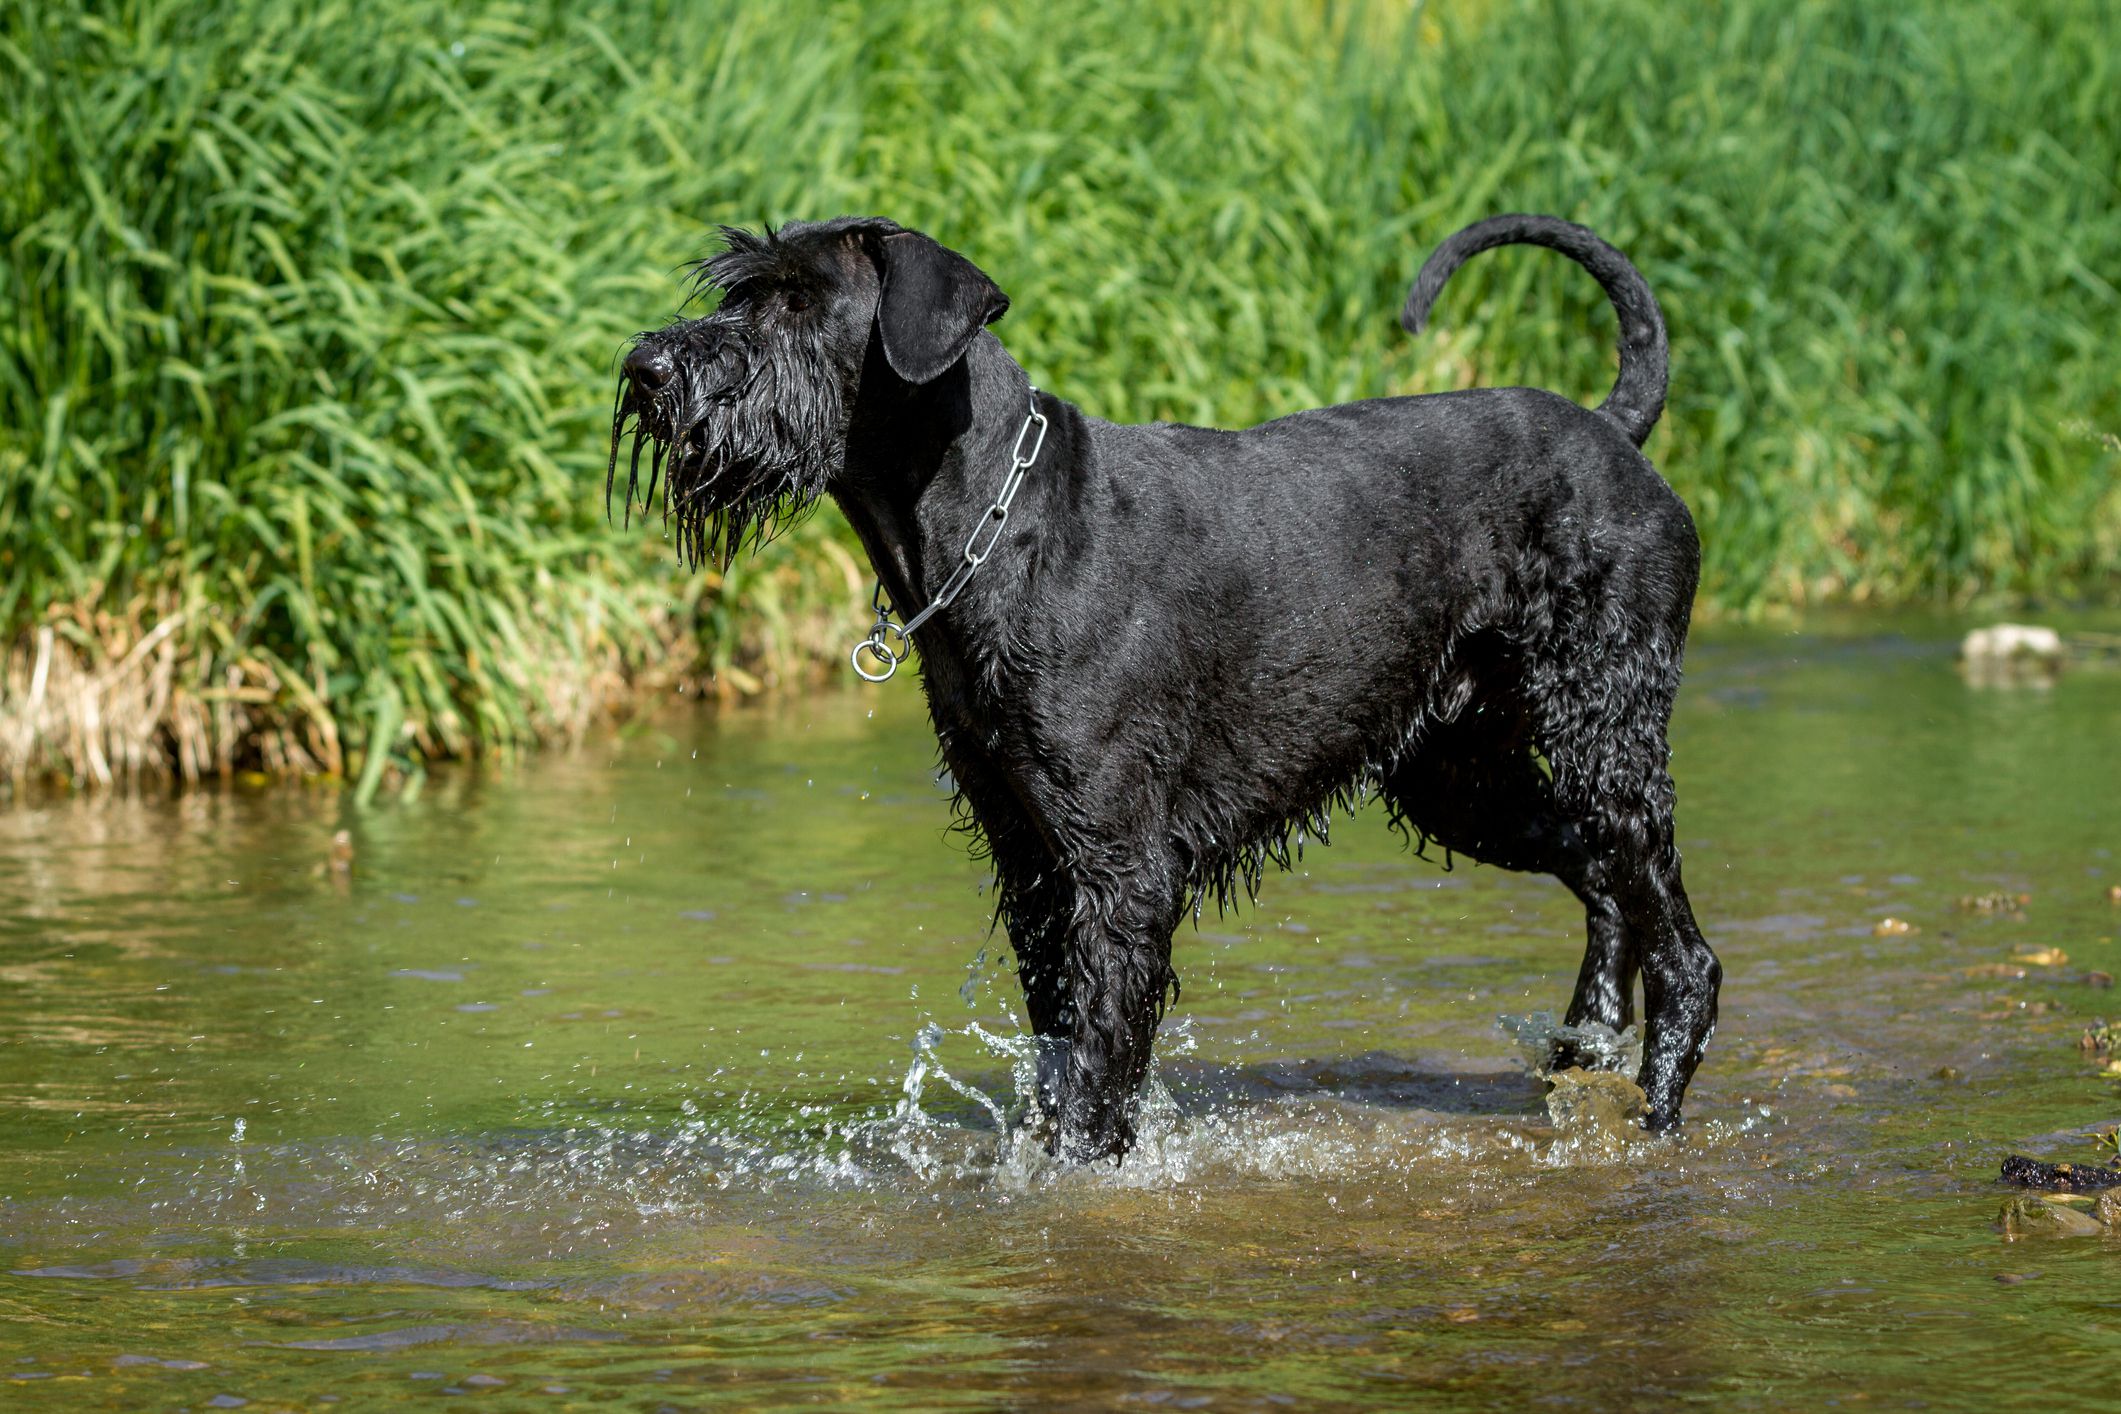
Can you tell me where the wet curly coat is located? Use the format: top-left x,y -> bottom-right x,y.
610,213 -> 1723,1162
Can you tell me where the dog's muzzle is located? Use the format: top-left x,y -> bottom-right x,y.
608,319 -> 832,570
612,327 -> 730,485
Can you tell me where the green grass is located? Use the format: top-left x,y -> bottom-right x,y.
3,0 -> 2117,791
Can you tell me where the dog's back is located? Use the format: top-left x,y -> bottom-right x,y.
1049,381 -> 1697,896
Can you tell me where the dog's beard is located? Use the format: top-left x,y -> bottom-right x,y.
608,326 -> 843,569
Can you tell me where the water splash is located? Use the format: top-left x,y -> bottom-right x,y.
1497,1009 -> 1644,1078
10,1014 -> 1765,1269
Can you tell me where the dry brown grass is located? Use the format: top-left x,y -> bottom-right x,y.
0,575 -> 856,797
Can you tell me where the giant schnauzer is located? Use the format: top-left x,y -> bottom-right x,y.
610,214 -> 1720,1163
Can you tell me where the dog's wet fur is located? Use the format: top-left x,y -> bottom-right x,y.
612,214 -> 1721,1162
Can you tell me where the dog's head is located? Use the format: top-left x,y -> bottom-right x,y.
609,217 -> 1009,567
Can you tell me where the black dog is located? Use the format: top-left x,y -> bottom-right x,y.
610,214 -> 1720,1162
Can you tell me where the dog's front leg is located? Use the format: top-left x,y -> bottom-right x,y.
1054,857 -> 1185,1164
990,849 -> 1076,1122
944,747 -> 1078,1120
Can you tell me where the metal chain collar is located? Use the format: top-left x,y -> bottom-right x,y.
850,387 -> 1049,683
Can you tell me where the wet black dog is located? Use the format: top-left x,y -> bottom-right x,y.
610,214 -> 1720,1162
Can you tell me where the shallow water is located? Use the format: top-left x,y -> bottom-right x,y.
4,623 -> 2120,1409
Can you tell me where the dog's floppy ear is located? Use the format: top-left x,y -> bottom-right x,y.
874,230 -> 1010,384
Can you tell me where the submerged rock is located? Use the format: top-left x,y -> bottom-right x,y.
1956,890 -> 2029,915
1998,1194 -> 2105,1239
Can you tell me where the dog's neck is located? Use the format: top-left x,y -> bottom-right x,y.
832,332 -> 1048,661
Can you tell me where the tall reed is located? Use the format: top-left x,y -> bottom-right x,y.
3,0 -> 2115,792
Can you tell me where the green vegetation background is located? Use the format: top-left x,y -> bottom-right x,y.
3,0 -> 2116,792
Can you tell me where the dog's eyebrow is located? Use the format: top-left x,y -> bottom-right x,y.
688,226 -> 783,300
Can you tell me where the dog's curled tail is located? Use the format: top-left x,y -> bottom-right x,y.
1401,214 -> 1668,448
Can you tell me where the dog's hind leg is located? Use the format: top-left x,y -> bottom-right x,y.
1382,736 -> 1636,1061
1529,611 -> 1721,1130
1597,847 -> 1718,1128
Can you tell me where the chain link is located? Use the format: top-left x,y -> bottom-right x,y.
850,387 -> 1048,683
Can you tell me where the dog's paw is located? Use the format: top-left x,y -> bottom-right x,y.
1051,1085 -> 1137,1166
1053,1124 -> 1132,1167
1639,1106 -> 1683,1134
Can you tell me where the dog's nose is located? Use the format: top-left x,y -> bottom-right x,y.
624,345 -> 675,390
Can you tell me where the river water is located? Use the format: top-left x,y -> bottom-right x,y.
4,622 -> 2119,1408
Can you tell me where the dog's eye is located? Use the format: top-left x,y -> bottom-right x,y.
784,292 -> 811,315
